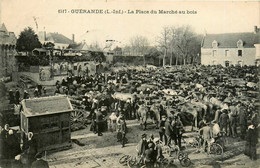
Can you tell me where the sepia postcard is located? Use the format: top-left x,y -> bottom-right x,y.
0,0 -> 259,168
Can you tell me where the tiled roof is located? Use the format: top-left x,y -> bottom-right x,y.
21,96 -> 73,117
202,32 -> 260,48
47,33 -> 73,44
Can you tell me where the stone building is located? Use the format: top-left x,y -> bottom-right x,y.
0,23 -> 17,78
201,26 -> 260,66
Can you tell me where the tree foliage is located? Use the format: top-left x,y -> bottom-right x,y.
16,27 -> 42,53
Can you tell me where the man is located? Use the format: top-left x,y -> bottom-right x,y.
31,152 -> 49,168
144,143 -> 156,168
158,115 -> 167,145
200,122 -> 213,152
95,109 -> 104,136
172,115 -> 184,149
9,89 -> 15,104
229,112 -> 237,138
165,117 -> 173,146
137,134 -> 148,157
119,118 -> 127,148
15,89 -> 20,104
116,114 -> 124,141
238,103 -> 247,140
218,109 -> 229,135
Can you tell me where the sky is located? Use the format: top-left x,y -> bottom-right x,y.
1,0 -> 260,48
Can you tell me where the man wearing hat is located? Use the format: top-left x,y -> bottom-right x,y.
238,102 -> 247,140
218,109 -> 229,135
95,109 -> 104,136
15,89 -> 20,104
137,134 -> 148,157
200,122 -> 213,152
159,115 -> 167,145
165,117 -> 173,146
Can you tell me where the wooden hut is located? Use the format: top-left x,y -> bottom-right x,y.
20,96 -> 73,152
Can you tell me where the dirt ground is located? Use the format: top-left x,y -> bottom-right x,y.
46,119 -> 260,168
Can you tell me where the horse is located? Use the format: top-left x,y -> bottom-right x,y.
137,104 -> 149,130
149,104 -> 161,129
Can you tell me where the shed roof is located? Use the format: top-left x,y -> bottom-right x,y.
21,96 -> 73,117
202,32 -> 260,48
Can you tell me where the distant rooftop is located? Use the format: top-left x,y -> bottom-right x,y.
202,32 -> 260,48
38,31 -> 73,44
21,96 -> 73,117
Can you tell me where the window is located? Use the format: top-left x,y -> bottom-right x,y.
212,50 -> 217,56
212,40 -> 218,48
225,50 -> 229,57
238,50 -> 242,56
237,40 -> 243,48
225,61 -> 230,67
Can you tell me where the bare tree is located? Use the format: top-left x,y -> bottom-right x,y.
88,41 -> 102,51
169,25 -> 201,65
157,26 -> 171,67
129,35 -> 149,65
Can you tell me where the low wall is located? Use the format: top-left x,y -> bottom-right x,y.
15,72 -> 67,86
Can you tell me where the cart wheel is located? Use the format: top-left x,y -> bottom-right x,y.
119,155 -> 130,165
180,158 -> 191,167
209,143 -> 223,155
127,156 -> 137,168
70,110 -> 85,130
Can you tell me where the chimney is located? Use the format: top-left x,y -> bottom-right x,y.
254,26 -> 259,34
72,34 -> 75,43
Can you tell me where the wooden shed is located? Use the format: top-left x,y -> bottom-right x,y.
20,96 -> 73,152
